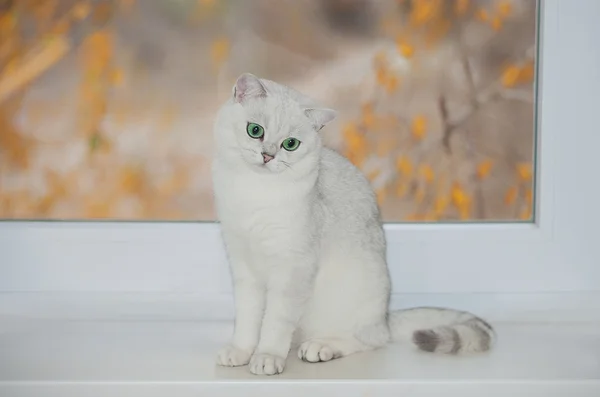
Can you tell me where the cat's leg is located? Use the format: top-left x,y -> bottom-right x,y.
297,337 -> 371,362
297,320 -> 389,362
217,241 -> 265,367
249,260 -> 315,375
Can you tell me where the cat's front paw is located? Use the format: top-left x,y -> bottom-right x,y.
216,345 -> 252,367
249,353 -> 286,375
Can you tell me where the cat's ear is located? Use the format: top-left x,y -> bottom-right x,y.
233,73 -> 267,104
304,108 -> 337,131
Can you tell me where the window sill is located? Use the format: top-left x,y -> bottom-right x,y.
1,292 -> 599,397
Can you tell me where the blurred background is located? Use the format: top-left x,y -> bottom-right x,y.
0,0 -> 537,221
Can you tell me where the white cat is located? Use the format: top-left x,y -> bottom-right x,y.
212,73 -> 495,376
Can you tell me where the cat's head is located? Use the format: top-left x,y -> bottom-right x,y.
216,73 -> 336,175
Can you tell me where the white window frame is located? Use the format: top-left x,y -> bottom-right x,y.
1,0 -> 599,321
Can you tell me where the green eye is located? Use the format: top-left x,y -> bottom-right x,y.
282,137 -> 301,151
247,123 -> 264,139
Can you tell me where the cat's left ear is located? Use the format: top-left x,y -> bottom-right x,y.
304,108 -> 337,131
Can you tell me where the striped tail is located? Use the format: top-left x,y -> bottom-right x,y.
388,307 -> 496,354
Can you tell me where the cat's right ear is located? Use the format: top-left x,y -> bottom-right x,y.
233,73 -> 267,104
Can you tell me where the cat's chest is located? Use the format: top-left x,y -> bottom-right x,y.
215,174 -> 308,232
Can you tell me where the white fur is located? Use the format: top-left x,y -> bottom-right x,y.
212,73 -> 495,376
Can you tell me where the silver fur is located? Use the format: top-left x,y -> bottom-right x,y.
212,73 -> 496,375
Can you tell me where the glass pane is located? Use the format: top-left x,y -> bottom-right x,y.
0,0 -> 537,222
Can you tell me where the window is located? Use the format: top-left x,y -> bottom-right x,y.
0,0 -> 598,325
1,0 -> 600,394
1,0 -> 536,222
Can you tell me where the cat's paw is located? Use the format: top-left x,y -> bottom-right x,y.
298,340 -> 337,363
249,353 -> 286,375
216,345 -> 252,367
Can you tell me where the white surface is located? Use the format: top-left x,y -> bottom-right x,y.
1,316 -> 599,397
1,0 -> 600,297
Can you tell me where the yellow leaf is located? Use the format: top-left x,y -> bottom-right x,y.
119,166 -> 144,194
476,9 -> 489,22
519,207 -> 532,220
368,170 -> 381,183
419,164 -> 435,184
373,51 -> 388,70
451,182 -> 470,208
396,39 -> 415,58
396,156 -> 413,176
455,0 -> 469,16
376,67 -> 388,87
501,65 -> 520,87
361,103 -> 377,129
376,189 -> 386,205
85,201 -> 112,218
396,182 -> 409,198
525,188 -> 533,205
490,16 -> 503,31
72,2 -> 92,20
504,186 -> 518,205
459,206 -> 471,220
385,75 -> 400,93
516,162 -> 533,182
415,187 -> 426,204
405,212 -> 425,221
210,38 -> 230,69
476,160 -> 493,179
110,68 -> 124,86
409,0 -> 440,25
411,115 -> 427,141
434,195 -> 449,216
497,1 -> 513,18
518,60 -> 535,84
0,12 -> 17,34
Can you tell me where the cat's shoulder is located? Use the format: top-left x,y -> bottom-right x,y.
320,147 -> 358,172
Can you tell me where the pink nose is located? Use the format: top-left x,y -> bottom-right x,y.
262,153 -> 274,163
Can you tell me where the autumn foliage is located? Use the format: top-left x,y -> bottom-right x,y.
0,0 -> 536,221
